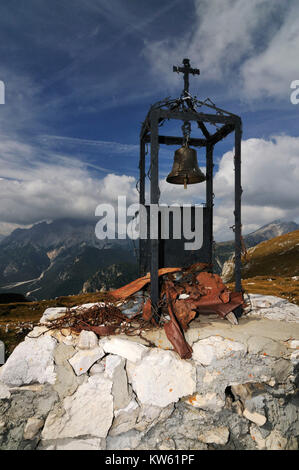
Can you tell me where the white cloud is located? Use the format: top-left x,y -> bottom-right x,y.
143,0 -> 296,100
0,133 -> 298,242
241,2 -> 299,99
0,136 -> 138,232
213,134 -> 299,239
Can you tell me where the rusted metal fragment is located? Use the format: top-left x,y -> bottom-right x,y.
163,282 -> 193,359
197,292 -> 244,318
110,267 -> 181,300
173,300 -> 197,331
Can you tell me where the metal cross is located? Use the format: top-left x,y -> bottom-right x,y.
173,58 -> 200,96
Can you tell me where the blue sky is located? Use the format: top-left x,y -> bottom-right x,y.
0,0 -> 298,240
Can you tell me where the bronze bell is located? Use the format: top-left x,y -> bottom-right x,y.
166,144 -> 206,189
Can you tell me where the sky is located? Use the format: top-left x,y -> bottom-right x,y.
0,0 -> 298,241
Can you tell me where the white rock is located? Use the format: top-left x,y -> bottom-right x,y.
105,355 -> 131,410
192,336 -> 247,365
184,392 -> 224,411
0,336 -> 57,386
0,382 -> 11,399
247,294 -> 299,322
287,340 -> 299,349
250,424 -> 266,450
198,426 -> 229,445
68,346 -> 105,376
40,307 -> 68,324
27,326 -> 49,338
179,294 -> 190,300
23,417 -> 44,440
265,429 -> 288,450
101,337 -> 148,363
89,362 -> 105,376
290,350 -> 299,364
109,399 -> 139,436
42,375 -> 113,439
135,403 -> 174,432
127,348 -> 196,407
77,330 -> 98,350
55,438 -> 105,450
243,409 -> 267,426
75,302 -> 106,310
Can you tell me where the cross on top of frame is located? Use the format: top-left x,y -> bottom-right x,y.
173,58 -> 200,96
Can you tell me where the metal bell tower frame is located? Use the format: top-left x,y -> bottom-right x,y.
139,59 -> 243,314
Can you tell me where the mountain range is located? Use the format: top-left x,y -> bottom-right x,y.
0,218 -> 297,300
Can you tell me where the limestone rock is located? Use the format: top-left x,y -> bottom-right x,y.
77,330 -> 98,350
101,337 -> 148,363
192,336 -> 247,365
105,355 -> 131,410
23,417 -> 44,440
0,336 -> 57,386
265,429 -> 288,450
109,399 -> 139,436
243,409 -> 267,426
184,392 -> 224,411
54,343 -> 75,365
89,362 -> 105,375
39,437 -> 105,450
127,348 -> 196,407
198,426 -> 229,445
68,346 -> 105,376
40,307 -> 68,324
248,294 -> 299,322
135,403 -> 174,432
247,336 -> 287,357
0,382 -> 11,399
42,375 -> 113,439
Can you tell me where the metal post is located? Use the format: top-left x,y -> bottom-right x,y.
139,138 -> 146,276
150,112 -> 160,315
234,119 -> 242,293
206,142 -> 214,267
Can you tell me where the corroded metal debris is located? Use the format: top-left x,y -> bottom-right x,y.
46,263 -> 244,359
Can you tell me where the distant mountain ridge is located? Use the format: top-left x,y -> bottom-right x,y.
214,219 -> 299,273
0,218 -> 137,300
0,218 -> 297,300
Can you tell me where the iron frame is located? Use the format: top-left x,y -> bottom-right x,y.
139,102 -> 242,313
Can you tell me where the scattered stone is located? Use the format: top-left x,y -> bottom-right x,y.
135,403 -> 174,432
265,429 -> 288,450
247,336 -> 287,357
40,307 -> 68,324
0,336 -> 57,386
247,294 -> 299,322
198,426 -> 229,445
54,343 -> 76,365
109,399 -> 139,436
23,417 -> 44,440
105,355 -> 131,410
77,330 -> 98,350
0,382 -> 11,399
101,337 -> 148,363
68,346 -> 105,376
184,392 -> 224,411
89,362 -> 105,375
243,409 -> 267,427
192,336 -> 247,365
42,375 -> 113,440
127,349 -> 196,407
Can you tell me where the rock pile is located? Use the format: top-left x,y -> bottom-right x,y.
0,294 -> 298,450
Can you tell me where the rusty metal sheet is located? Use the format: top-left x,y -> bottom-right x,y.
110,267 -> 181,300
